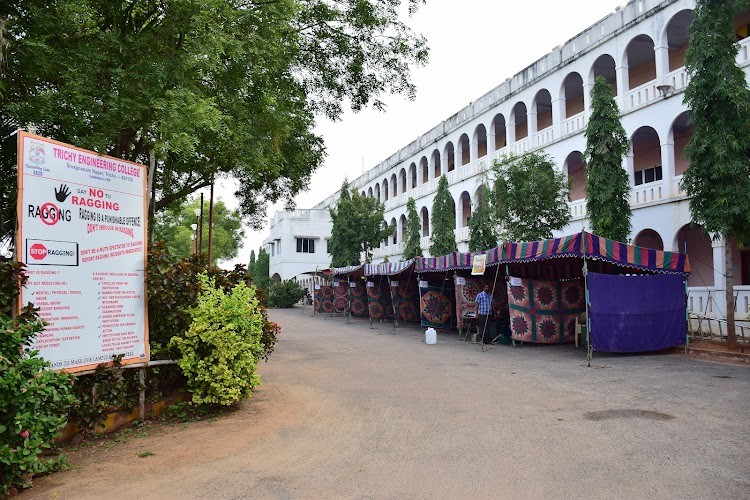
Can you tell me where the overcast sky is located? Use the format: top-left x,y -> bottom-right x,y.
218,0 -> 626,268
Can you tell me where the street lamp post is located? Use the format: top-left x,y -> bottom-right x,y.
193,205 -> 202,256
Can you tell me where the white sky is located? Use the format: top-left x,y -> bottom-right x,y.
218,0 -> 626,268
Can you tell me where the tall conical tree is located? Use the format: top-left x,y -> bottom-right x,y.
328,180 -> 360,267
402,197 -> 423,259
429,175 -> 457,256
468,183 -> 497,251
681,0 -> 750,349
584,76 -> 631,242
247,250 -> 256,278
254,247 -> 270,290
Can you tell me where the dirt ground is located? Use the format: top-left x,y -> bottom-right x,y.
24,307 -> 750,499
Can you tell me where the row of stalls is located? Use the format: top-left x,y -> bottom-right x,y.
311,231 -> 691,354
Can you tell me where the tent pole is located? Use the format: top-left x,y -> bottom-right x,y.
582,231 -> 591,367
507,264 -> 517,348
388,277 -> 398,334
480,259 -> 502,352
684,279 -> 689,353
346,277 -> 352,324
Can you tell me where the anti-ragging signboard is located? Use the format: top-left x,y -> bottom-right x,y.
16,131 -> 149,372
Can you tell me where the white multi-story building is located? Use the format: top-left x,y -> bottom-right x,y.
267,0 -> 750,318
265,209 -> 332,284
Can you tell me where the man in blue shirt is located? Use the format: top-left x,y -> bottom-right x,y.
474,284 -> 493,343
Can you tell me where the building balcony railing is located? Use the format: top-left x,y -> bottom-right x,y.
420,236 -> 430,250
624,79 -> 658,111
510,137 -> 530,155
665,67 -> 690,93
563,112 -> 586,136
671,174 -> 686,198
631,179 -> 665,205
491,147 -> 508,163
534,126 -> 554,148
569,198 -> 586,219
454,226 -> 470,242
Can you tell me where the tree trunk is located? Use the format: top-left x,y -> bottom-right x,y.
725,243 -> 737,349
207,173 -> 215,265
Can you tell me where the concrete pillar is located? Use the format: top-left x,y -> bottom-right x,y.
660,139 -> 675,196
654,44 -> 670,84
712,237 -> 728,319
454,146 -> 461,170
616,64 -> 629,110
470,139 -> 477,164
552,97 -> 565,138
583,82 -> 594,121
624,153 -> 635,190
507,115 -> 516,145
527,110 -> 538,141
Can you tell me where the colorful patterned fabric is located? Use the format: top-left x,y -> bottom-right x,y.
333,281 -> 349,314
419,286 -> 455,329
504,233 -> 583,263
416,247 -> 504,273
507,277 -> 585,344
314,285 -> 335,314
393,278 -> 420,323
366,279 -> 394,320
454,277 -> 509,330
364,259 -> 415,277
332,264 -> 365,278
582,232 -> 690,275
348,280 -> 368,317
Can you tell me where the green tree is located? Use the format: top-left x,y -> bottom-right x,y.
429,175 -> 457,256
0,0 -> 428,235
328,181 -> 392,266
584,76 -> 631,242
254,247 -> 270,290
468,183 -> 497,251
492,153 -> 570,242
681,0 -> 750,349
402,197 -> 423,259
154,196 -> 244,264
248,250 -> 256,278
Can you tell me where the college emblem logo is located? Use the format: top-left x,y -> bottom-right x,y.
28,140 -> 46,164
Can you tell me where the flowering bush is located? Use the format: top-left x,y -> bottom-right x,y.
0,258 -> 75,495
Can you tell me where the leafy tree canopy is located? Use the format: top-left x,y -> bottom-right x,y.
468,183 -> 496,252
328,180 -> 391,266
0,0 -> 428,230
491,153 -> 570,242
402,197 -> 423,259
429,175 -> 457,256
681,0 -> 750,243
584,76 -> 631,242
154,196 -> 244,264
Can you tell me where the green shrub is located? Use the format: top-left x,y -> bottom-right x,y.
0,308 -> 75,495
268,279 -> 305,308
147,241 -> 278,361
169,274 -> 265,406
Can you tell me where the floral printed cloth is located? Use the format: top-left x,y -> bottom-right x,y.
507,277 -> 585,343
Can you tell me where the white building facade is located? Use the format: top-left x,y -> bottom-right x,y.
268,0 -> 750,319
265,209 -> 332,288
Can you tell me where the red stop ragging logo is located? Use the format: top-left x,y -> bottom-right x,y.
29,243 -> 47,260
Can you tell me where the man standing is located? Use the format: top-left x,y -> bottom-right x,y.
474,284 -> 493,343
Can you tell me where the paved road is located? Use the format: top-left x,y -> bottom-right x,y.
29,307 -> 750,499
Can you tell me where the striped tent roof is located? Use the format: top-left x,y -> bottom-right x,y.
364,258 -> 416,277
412,232 -> 689,276
582,231 -> 690,275
331,264 -> 365,278
415,246 -> 504,272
